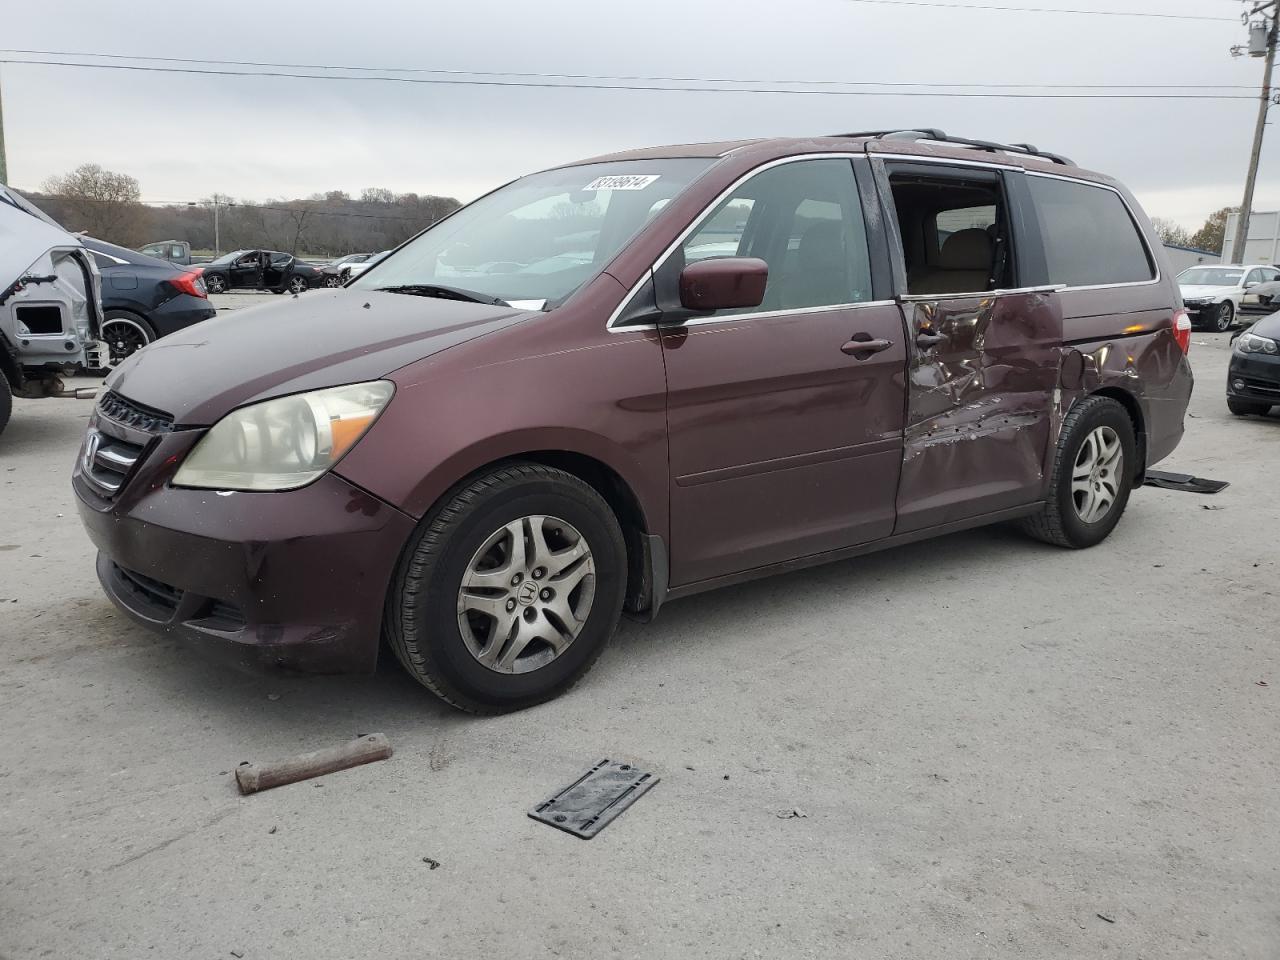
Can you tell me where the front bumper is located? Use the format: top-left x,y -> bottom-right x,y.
1226,350 -> 1280,407
1183,302 -> 1220,326
73,409 -> 416,673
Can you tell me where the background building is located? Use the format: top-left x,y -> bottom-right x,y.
1222,210 -> 1280,264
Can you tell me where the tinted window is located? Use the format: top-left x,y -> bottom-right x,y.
1028,176 -> 1154,286
676,158 -> 873,314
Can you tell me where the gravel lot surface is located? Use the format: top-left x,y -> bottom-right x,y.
1,313 -> 1275,959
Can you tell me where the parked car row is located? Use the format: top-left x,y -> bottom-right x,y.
1177,263 -> 1280,330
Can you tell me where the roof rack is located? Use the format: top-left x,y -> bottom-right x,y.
831,129 -> 1074,166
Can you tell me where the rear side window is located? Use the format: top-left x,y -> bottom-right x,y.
1028,176 -> 1154,286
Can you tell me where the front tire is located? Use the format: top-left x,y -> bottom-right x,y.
324,275 -> 344,288
288,275 -> 309,294
1228,397 -> 1271,416
1019,396 -> 1136,549
384,462 -> 627,713
1213,301 -> 1235,332
204,273 -> 227,294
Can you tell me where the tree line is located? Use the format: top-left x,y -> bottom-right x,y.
24,162 -> 1245,260
26,163 -> 461,257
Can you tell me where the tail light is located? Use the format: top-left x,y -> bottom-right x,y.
1172,308 -> 1191,354
169,268 -> 208,299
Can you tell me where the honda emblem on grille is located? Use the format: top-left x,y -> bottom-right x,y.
82,430 -> 101,473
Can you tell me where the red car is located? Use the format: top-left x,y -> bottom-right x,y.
75,129 -> 1193,713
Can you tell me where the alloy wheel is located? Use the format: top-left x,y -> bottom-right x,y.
1215,302 -> 1233,331
102,317 -> 151,367
205,274 -> 226,294
325,275 -> 343,287
456,514 -> 596,674
289,276 -> 309,294
1071,425 -> 1123,524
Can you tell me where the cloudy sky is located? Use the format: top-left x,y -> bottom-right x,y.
2,0 -> 1273,229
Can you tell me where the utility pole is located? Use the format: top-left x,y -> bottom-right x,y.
1232,1 -> 1280,263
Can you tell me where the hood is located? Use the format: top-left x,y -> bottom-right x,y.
1246,311 -> 1280,339
106,288 -> 536,425
0,186 -> 84,286
1179,284 -> 1236,299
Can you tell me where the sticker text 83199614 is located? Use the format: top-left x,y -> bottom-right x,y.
583,175 -> 660,191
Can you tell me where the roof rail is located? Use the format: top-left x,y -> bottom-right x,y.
831,129 -> 1074,166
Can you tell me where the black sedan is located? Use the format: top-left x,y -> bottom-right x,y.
82,237 -> 217,367
198,250 -> 322,295
1228,312 -> 1280,416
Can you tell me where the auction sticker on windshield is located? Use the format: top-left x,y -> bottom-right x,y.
583,174 -> 660,191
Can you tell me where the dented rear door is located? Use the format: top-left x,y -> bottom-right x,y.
893,288 -> 1064,533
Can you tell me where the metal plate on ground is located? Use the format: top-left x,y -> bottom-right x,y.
1145,470 -> 1230,494
529,759 -> 658,839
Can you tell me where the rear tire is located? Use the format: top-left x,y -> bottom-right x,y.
1228,397 -> 1271,416
288,275 -> 309,294
1018,396 -> 1136,549
100,311 -> 156,369
1213,301 -> 1235,332
384,462 -> 627,713
204,273 -> 227,294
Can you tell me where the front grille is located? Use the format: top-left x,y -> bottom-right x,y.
81,391 -> 176,499
112,562 -> 183,615
98,391 -> 174,433
82,431 -> 146,497
193,599 -> 248,632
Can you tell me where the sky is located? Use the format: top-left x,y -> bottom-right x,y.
1,0 -> 1274,231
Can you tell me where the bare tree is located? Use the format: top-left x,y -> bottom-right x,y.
41,163 -> 149,246
1150,217 -> 1192,248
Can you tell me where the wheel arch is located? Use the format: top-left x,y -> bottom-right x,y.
103,307 -> 157,337
392,443 -> 667,622
1090,386 -> 1147,482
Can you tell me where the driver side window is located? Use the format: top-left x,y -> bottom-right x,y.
671,158 -> 873,317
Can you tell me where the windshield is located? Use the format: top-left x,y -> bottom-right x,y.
1179,267 -> 1243,286
353,159 -> 714,306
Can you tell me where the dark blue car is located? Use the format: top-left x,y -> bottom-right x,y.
81,237 -> 217,368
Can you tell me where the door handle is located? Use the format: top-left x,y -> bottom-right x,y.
915,331 -> 946,349
841,336 -> 893,357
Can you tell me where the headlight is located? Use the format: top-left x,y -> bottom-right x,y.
173,380 -> 394,491
1235,332 -> 1280,355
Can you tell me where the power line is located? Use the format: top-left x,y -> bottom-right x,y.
0,48 -> 1257,89
841,0 -> 1236,20
0,58 -> 1263,98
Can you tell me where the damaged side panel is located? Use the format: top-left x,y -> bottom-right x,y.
895,289 -> 1064,533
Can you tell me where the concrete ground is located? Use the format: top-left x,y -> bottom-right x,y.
0,319 -> 1276,959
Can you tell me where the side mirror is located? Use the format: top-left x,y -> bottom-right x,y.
679,257 -> 768,312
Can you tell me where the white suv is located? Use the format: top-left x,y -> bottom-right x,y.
1178,263 -> 1279,331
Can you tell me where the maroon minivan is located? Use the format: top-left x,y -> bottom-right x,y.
75,130 -> 1194,712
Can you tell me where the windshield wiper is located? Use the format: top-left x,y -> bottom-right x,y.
375,283 -> 509,306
